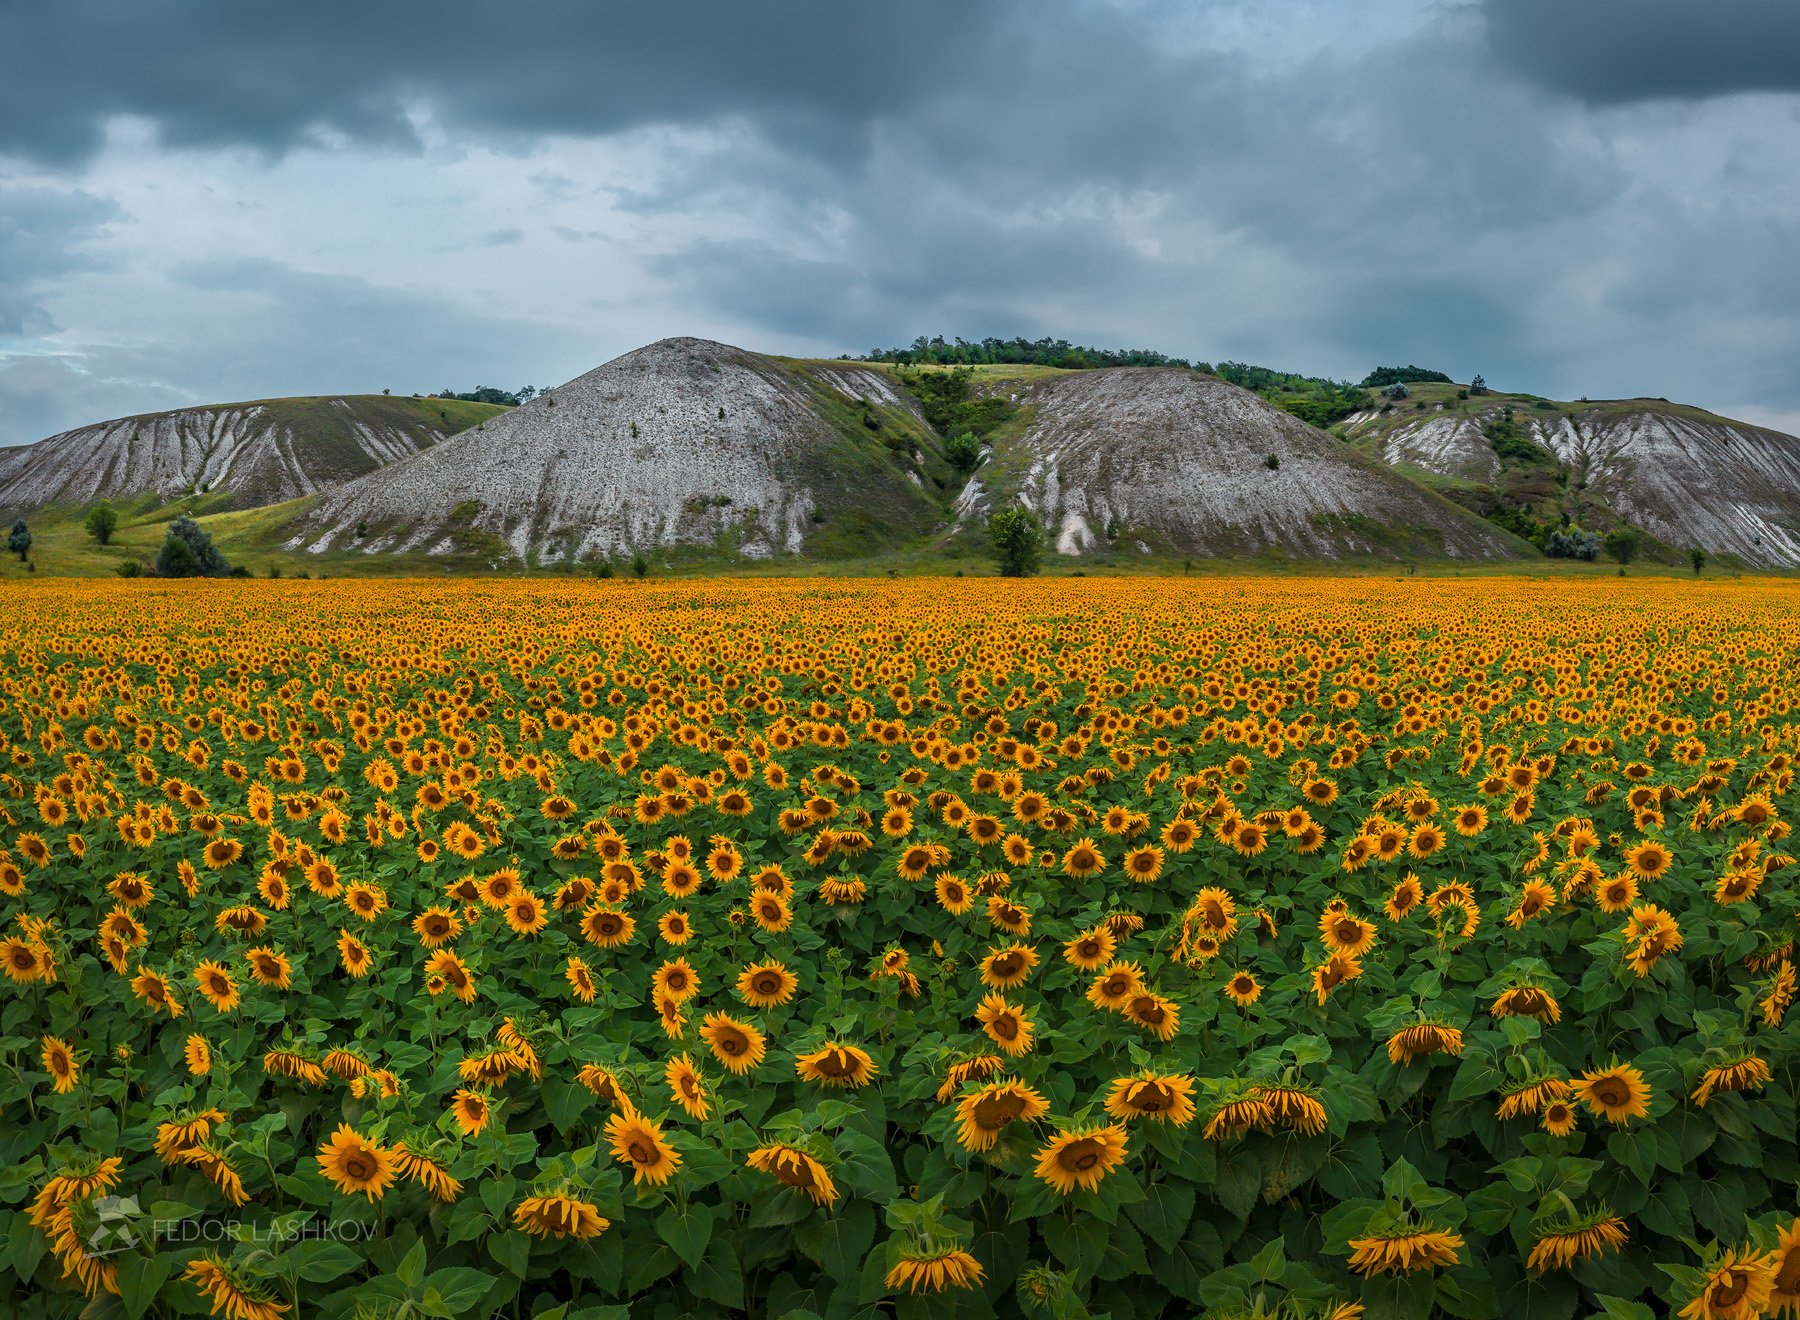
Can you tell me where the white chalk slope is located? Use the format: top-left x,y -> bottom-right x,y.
964,368 -> 1521,560
0,397 -> 475,514
292,338 -> 946,561
1347,401 -> 1800,567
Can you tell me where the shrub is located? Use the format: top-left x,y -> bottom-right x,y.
155,515 -> 230,578
84,501 -> 119,546
987,505 -> 1043,577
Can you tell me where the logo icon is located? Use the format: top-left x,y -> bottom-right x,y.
85,1196 -> 141,1258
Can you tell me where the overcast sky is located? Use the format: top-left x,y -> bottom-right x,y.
4,0 -> 1800,445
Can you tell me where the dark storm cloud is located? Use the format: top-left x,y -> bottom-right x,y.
1483,0 -> 1800,103
0,0 -> 1001,164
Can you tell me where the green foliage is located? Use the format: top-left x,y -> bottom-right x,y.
434,386 -> 533,406
1689,547 -> 1707,576
84,501 -> 119,546
987,505 -> 1043,577
861,334 -> 1189,369
1360,365 -> 1453,388
1212,363 -> 1365,430
1484,408 -> 1549,466
944,431 -> 984,475
114,558 -> 142,578
155,515 -> 230,577
895,367 -> 1017,443
6,520 -> 30,562
1604,526 -> 1643,565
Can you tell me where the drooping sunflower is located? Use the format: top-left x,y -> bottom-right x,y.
794,1041 -> 878,1088
746,1143 -> 840,1205
1258,1084 -> 1329,1135
1346,1224 -> 1465,1276
1495,1075 -> 1569,1120
1526,1209 -> 1629,1272
182,1256 -> 291,1320
1691,1055 -> 1771,1108
1577,1063 -> 1652,1125
1385,1022 -> 1463,1066
514,1193 -> 610,1239
1033,1123 -> 1129,1195
884,1245 -> 986,1294
315,1123 -> 397,1201
605,1105 -> 682,1185
1491,985 -> 1561,1024
1104,1073 -> 1197,1126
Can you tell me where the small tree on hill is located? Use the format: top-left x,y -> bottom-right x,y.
85,500 -> 119,546
7,520 -> 31,563
988,505 -> 1042,578
1689,547 -> 1707,576
944,431 -> 983,475
1603,526 -> 1642,566
1469,374 -> 1489,395
156,515 -> 230,577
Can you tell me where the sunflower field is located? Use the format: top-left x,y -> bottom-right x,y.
2,576 -> 1799,1320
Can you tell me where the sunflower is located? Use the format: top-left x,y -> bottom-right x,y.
750,891 -> 793,933
737,959 -> 797,1007
41,1035 -> 78,1093
315,1123 -> 397,1201
1,937 -> 50,983
965,992 -> 1032,1056
653,957 -> 701,1005
1768,1218 -> 1800,1317
700,1012 -> 766,1075
581,905 -> 635,949
449,1088 -> 491,1136
1526,1209 -> 1628,1272
885,1245 -> 986,1294
424,949 -> 477,1003
1122,845 -> 1164,883
1224,970 -> 1261,1007
1319,906 -> 1376,957
1496,1075 -> 1569,1120
1577,1063 -> 1652,1125
194,960 -> 240,1013
1104,1073 -> 1196,1126
1086,961 -> 1145,1011
130,967 -> 184,1017
1678,1248 -> 1776,1320
514,1193 -> 610,1239
1060,837 -> 1105,878
336,929 -> 373,977
658,910 -> 693,945
1541,1098 -> 1580,1136
1033,1123 -> 1129,1195
979,943 -> 1037,990
605,1105 -> 682,1185
1202,1094 -> 1274,1140
746,1143 -> 840,1205
1384,874 -> 1423,921
1624,839 -> 1673,881
244,946 -> 291,990
1346,1225 -> 1465,1276
794,1041 -> 878,1088
504,891 -> 547,936
183,1256 -> 291,1320
1063,926 -> 1115,971
1124,992 -> 1180,1041
393,1144 -> 463,1203
954,1078 -> 1050,1151
184,1034 -> 212,1075
935,873 -> 975,914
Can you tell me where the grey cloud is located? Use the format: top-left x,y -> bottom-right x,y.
0,186 -> 116,334
1483,0 -> 1800,103
0,0 -> 999,165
